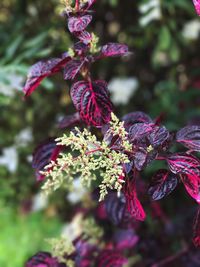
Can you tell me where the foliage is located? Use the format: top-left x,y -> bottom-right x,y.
1,0 -> 200,266
21,1 -> 200,267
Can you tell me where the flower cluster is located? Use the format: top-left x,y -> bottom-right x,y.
40,113 -> 130,201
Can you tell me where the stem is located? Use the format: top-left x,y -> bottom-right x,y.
75,0 -> 79,11
85,148 -> 102,155
151,245 -> 188,267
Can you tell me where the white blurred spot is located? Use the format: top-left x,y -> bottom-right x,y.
32,192 -> 48,211
182,19 -> 200,40
67,178 -> 87,204
108,77 -> 139,105
0,146 -> 18,173
139,0 -> 161,26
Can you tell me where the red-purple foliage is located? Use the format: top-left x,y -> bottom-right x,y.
124,178 -> 146,221
25,252 -> 64,267
23,1 -> 200,265
63,60 -> 85,80
113,229 -> 139,250
96,250 -> 127,267
32,139 -> 62,181
23,55 -> 71,97
70,80 -> 113,126
58,112 -> 81,129
100,43 -> 129,58
148,169 -> 178,200
176,125 -> 200,151
68,15 -> 92,33
193,0 -> 200,15
23,0 -> 128,127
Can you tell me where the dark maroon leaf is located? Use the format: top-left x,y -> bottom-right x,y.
100,43 -> 129,58
96,250 -> 127,267
123,161 -> 134,174
103,130 -> 121,148
32,139 -> 62,181
105,192 -> 139,228
126,192 -> 146,221
75,30 -> 92,44
122,112 -> 152,129
132,150 -> 155,173
105,192 -> 126,226
166,153 -> 200,176
23,55 -> 71,97
113,229 -> 139,250
25,252 -> 63,267
74,42 -> 89,55
125,179 -> 146,221
58,112 -> 81,129
70,80 -> 113,126
134,148 -> 147,171
176,125 -> 200,151
74,238 -> 96,267
128,123 -> 153,142
148,126 -> 170,148
180,173 -> 200,203
148,169 -> 178,200
63,59 -> 84,80
193,207 -> 200,247
68,15 -> 92,33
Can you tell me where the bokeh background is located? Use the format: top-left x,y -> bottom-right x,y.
0,0 -> 200,266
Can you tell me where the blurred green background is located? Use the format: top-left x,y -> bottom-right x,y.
0,0 -> 200,266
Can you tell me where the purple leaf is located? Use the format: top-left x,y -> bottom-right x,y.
134,146 -> 157,171
58,112 -> 81,129
128,123 -> 153,143
32,139 -> 62,181
166,153 -> 200,176
193,207 -> 200,247
125,179 -> 146,221
23,55 -> 71,97
193,0 -> 200,15
113,229 -> 139,250
148,126 -> 170,148
74,238 -> 96,267
100,43 -> 129,58
122,112 -> 152,129
134,148 -> 147,171
126,192 -> 146,221
74,42 -> 89,55
96,250 -> 128,267
105,192 -> 126,226
176,125 -> 200,151
63,59 -> 84,80
70,80 -> 113,127
105,192 -> 140,228
68,15 -> 92,33
123,161 -> 134,174
75,30 -> 92,44
25,252 -> 63,267
180,173 -> 200,203
148,169 -> 178,200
